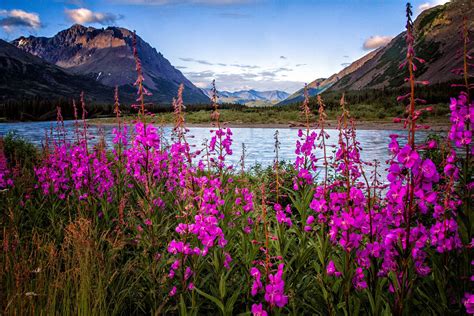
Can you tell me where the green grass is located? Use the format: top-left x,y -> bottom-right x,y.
91,108 -> 302,125
89,103 -> 450,126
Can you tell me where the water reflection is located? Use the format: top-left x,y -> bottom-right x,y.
0,121 -> 431,174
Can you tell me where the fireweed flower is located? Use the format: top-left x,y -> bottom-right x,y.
309,186 -> 330,223
397,145 -> 420,169
326,260 -> 341,277
167,174 -> 228,295
294,128 -> 318,185
264,263 -> 288,308
235,187 -> 254,213
0,141 -> 13,189
250,267 -> 263,296
123,122 -> 167,185
449,93 -> 474,151
353,267 -> 367,290
251,303 -> 268,316
112,125 -> 128,147
293,85 -> 318,187
169,286 -> 177,297
35,137 -> 114,202
429,219 -> 462,253
464,293 -> 474,314
275,203 -> 292,227
224,252 -> 232,269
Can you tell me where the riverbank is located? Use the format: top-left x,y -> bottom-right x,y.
88,116 -> 450,131
3,108 -> 451,131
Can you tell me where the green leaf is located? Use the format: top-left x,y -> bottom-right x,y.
367,291 -> 375,313
219,272 -> 226,300
179,295 -> 188,316
194,287 -> 225,314
224,288 -> 241,315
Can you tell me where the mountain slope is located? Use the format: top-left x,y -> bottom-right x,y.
279,0 -> 473,106
329,0 -> 474,91
0,39 -> 117,104
278,49 -> 380,106
201,89 -> 290,106
278,50 -> 378,105
12,24 -> 209,104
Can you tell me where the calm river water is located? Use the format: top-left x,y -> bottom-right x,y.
0,121 -> 431,173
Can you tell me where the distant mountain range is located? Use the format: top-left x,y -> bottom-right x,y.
10,24 -> 209,104
201,89 -> 290,106
278,0 -> 474,105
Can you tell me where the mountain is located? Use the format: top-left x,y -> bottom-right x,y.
201,89 -> 290,106
276,78 -> 328,106
278,49 -> 380,105
329,0 -> 473,91
279,0 -> 473,106
12,24 -> 209,104
0,39 -> 118,105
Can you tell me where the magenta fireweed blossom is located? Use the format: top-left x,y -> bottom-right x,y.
231,187 -> 255,235
294,128 -> 318,186
326,260 -> 341,277
167,172 -> 228,296
36,139 -> 114,202
250,267 -> 263,296
123,122 -> 167,185
430,219 -> 462,253
353,267 -> 367,290
184,267 -> 193,280
208,127 -> 233,171
224,252 -> 232,269
264,263 -> 288,308
112,124 -> 128,147
235,187 -> 254,213
326,188 -> 370,252
275,203 -> 292,227
449,93 -> 474,151
397,145 -> 420,169
309,186 -> 330,223
251,303 -> 268,316
381,117 -> 452,277
0,142 -> 13,189
465,293 -> 474,314
169,286 -> 177,297
35,144 -> 70,196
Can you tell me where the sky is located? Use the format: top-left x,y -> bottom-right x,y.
0,0 -> 450,93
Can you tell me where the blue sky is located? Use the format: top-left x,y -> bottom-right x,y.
0,0 -> 449,92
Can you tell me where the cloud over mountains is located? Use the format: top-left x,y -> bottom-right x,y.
65,8 -> 122,25
0,9 -> 42,32
363,35 -> 393,50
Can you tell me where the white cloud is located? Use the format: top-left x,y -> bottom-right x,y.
362,35 -> 393,50
65,8 -> 122,25
184,69 -> 303,93
418,0 -> 450,12
0,9 -> 41,32
179,57 -> 215,65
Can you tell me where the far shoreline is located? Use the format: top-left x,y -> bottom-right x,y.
1,118 -> 450,132
87,119 -> 450,131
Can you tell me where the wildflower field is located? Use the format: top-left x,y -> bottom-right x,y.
1,4 -> 473,315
